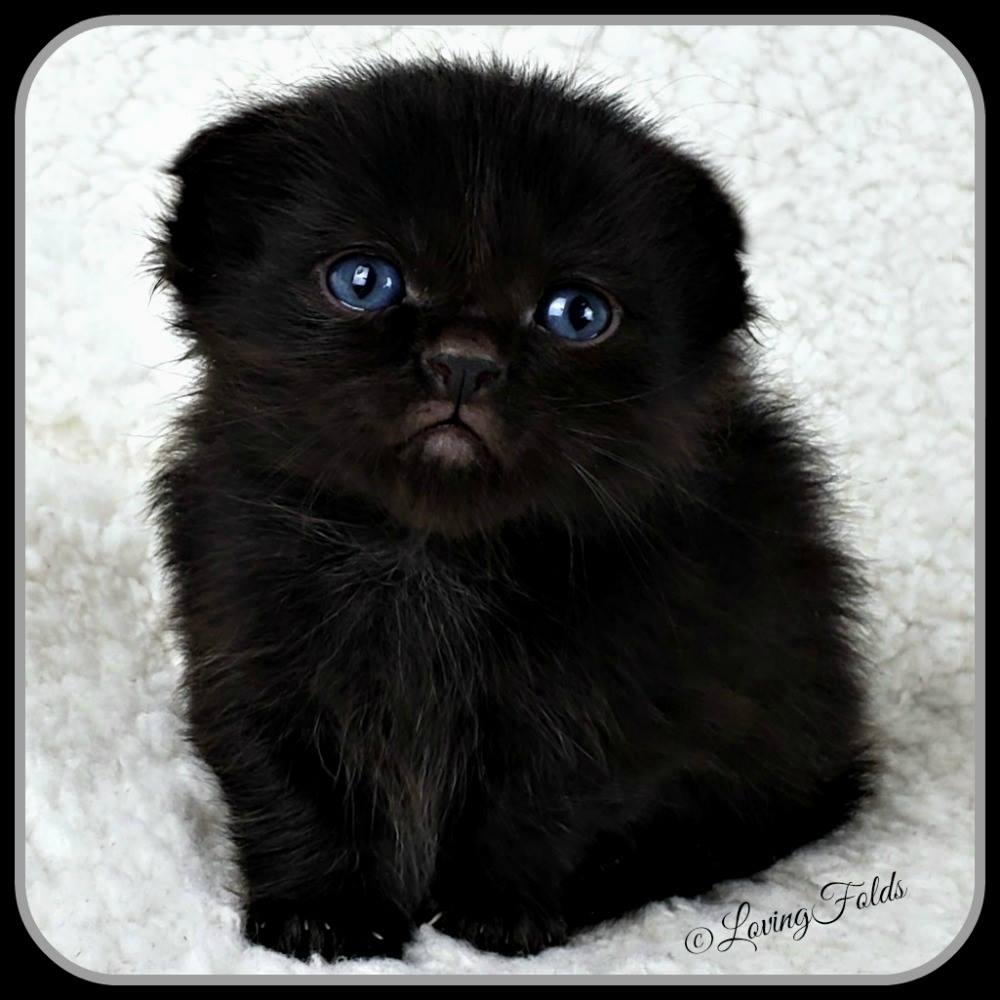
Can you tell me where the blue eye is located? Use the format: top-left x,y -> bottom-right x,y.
536,286 -> 614,342
326,255 -> 404,311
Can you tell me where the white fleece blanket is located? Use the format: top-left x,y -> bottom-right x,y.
24,23 -> 976,977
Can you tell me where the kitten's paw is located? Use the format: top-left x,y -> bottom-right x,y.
435,903 -> 568,957
245,899 -> 411,962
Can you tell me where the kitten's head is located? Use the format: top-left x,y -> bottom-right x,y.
155,59 -> 752,536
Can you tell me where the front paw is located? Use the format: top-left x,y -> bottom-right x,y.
245,899 -> 411,962
435,903 -> 568,957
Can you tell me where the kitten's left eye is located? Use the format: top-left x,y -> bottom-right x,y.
325,255 -> 405,311
535,286 -> 614,342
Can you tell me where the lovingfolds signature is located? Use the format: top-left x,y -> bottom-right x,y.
684,872 -> 908,954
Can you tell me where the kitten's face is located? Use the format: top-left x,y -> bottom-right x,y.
160,62 -> 750,536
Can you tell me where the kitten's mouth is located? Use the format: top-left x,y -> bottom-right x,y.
396,400 -> 504,470
411,418 -> 483,464
398,415 -> 489,468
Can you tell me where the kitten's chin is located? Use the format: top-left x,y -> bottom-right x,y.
404,422 -> 484,467
397,401 -> 503,470
382,443 -> 524,538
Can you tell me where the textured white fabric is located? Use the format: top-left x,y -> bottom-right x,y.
24,23 -> 976,977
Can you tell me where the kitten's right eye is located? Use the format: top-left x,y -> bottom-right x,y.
325,255 -> 405,311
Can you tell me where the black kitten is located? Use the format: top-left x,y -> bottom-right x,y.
149,58 -> 873,962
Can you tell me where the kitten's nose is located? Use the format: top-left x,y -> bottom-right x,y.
423,350 -> 505,405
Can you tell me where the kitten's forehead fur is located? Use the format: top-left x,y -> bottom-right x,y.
287,60 -> 737,301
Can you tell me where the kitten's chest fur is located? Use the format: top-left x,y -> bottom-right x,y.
305,532 -> 526,892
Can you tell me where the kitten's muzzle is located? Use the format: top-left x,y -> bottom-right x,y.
422,350 -> 506,406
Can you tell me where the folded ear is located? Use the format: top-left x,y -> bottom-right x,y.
154,104 -> 297,306
663,149 -> 755,344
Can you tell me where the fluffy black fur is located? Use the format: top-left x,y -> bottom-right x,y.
149,58 -> 873,961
